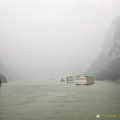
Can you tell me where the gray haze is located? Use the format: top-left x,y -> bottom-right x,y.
0,0 -> 120,78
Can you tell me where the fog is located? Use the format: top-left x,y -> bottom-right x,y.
0,0 -> 120,78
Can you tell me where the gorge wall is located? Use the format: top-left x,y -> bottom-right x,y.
86,16 -> 120,80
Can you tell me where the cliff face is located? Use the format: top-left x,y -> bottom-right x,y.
109,16 -> 120,61
0,74 -> 7,83
86,16 -> 120,80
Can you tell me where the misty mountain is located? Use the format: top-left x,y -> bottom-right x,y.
86,16 -> 120,80
0,73 -> 7,83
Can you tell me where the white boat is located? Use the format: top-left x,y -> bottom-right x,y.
76,75 -> 94,85
66,76 -> 74,83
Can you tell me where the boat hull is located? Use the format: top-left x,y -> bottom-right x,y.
66,76 -> 74,83
76,76 -> 94,85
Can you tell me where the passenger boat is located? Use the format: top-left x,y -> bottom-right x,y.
76,75 -> 94,85
66,76 -> 74,83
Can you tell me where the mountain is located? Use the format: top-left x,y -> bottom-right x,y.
86,16 -> 120,80
0,73 -> 7,83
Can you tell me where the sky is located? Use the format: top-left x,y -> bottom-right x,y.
0,0 -> 120,78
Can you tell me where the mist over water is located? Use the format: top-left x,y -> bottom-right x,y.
0,0 -> 120,78
1,1 -> 120,120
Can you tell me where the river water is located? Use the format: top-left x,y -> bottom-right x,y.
0,79 -> 120,120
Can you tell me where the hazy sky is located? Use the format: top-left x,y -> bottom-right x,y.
0,0 -> 120,78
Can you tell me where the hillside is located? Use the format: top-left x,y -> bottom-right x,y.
86,16 -> 120,80
0,73 -> 7,83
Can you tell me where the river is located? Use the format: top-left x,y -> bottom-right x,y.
0,79 -> 120,120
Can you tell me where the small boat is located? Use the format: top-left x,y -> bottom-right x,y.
66,76 -> 74,83
61,78 -> 65,82
76,75 -> 94,85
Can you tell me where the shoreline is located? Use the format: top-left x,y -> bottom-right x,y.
96,79 -> 120,82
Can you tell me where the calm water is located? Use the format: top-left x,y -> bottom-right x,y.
0,79 -> 120,120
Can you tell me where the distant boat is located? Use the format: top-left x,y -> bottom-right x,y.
66,76 -> 74,83
76,75 -> 94,85
61,78 -> 65,82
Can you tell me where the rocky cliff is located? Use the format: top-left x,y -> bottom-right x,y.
109,16 -> 120,61
0,73 -> 7,83
86,16 -> 120,80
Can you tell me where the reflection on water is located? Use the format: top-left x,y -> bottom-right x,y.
0,80 -> 120,120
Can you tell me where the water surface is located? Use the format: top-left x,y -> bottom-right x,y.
0,80 -> 120,120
